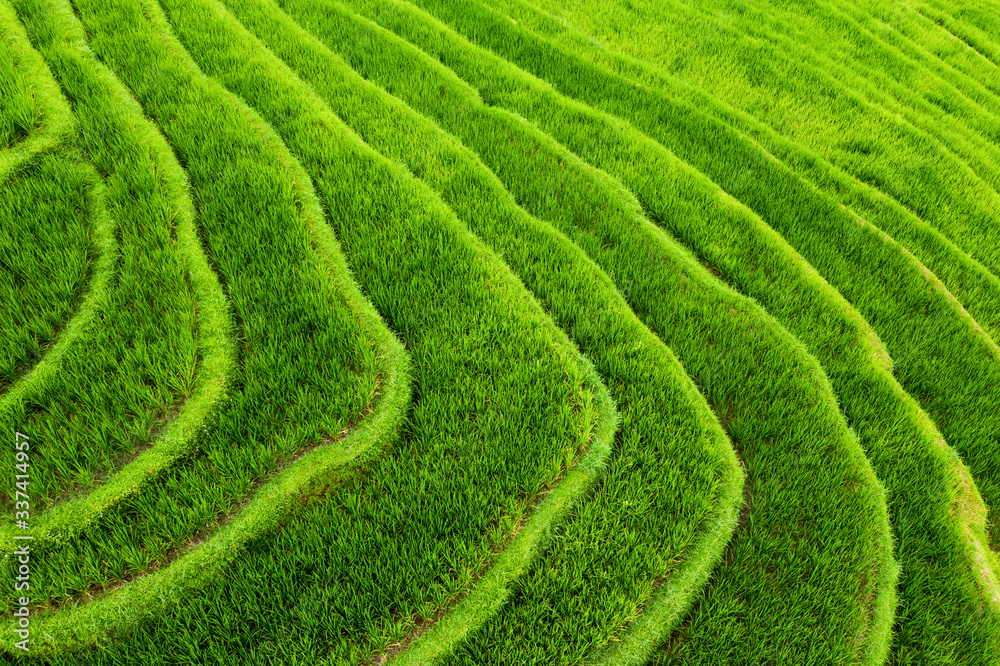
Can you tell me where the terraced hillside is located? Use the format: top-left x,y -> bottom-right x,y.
1,0 -> 998,662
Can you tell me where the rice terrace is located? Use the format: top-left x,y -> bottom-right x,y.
3,0 -> 1000,661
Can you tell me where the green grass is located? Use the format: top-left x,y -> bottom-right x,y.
0,0 -> 94,396
474,0 -> 1000,283
0,0 -> 126,518
0,5 -> 205,520
117,0 -> 617,657
338,0 -> 997,659
277,2 -> 896,662
859,1 -> 1000,101
0,0 -> 94,393
343,3 -> 1000,660
2,0 -> 998,662
353,0 -> 1000,549
196,0 -> 743,661
764,0 -> 1000,127
0,33 -> 40,151
682,0 -> 1000,165
2,0 -> 616,656
0,0 -> 74,182
0,0 -> 235,584
0,155 -> 92,390
2,0 -> 396,620
475,0 -> 1000,346
0,0 -> 215,549
913,0 -> 1000,68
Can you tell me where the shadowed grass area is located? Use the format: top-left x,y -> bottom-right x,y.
0,154 -> 92,390
0,35 -> 37,151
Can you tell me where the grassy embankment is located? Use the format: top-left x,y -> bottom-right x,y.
2,0 -> 614,658
479,0 -> 1000,352
0,0 -> 408,651
0,0 -> 103,393
832,0 -> 1000,103
300,0 -> 1000,661
283,1 -> 896,663
382,1 -> 1000,661
180,0 -> 741,661
477,0 -> 1000,284
2,0 -> 238,594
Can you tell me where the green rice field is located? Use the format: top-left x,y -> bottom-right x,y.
1,0 -> 998,662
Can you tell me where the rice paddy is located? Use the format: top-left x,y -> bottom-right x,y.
1,0 -> 999,663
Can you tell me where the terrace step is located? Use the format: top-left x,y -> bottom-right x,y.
387,0 -> 1000,660
0,0 -> 614,655
296,0 -> 896,661
206,0 -> 743,661
0,0 -> 402,651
